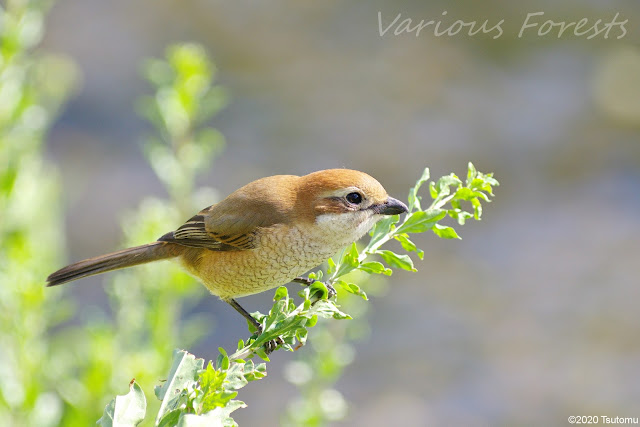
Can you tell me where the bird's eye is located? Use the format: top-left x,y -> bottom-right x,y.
346,192 -> 363,205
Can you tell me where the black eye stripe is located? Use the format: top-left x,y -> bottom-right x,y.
346,192 -> 363,204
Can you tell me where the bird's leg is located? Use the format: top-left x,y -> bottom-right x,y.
226,298 -> 263,332
292,277 -> 336,299
291,276 -> 314,286
225,298 -> 283,354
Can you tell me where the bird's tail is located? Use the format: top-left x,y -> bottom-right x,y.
46,241 -> 180,287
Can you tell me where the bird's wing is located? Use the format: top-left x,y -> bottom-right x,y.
157,184 -> 293,251
157,205 -> 241,250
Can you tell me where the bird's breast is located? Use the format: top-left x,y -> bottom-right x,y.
179,223 -> 354,299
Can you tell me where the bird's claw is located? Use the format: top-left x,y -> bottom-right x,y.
253,325 -> 283,354
264,336 -> 284,354
326,283 -> 337,299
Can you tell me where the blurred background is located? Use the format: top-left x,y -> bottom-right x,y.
2,0 -> 640,425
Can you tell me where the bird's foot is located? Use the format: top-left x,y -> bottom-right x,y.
264,336 -> 284,354
253,325 -> 284,354
325,282 -> 337,299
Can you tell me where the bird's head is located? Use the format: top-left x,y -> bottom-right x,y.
296,169 -> 408,245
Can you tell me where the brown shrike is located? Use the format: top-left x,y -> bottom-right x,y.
47,169 -> 408,334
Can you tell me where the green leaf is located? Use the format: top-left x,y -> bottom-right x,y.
327,258 -> 336,275
395,210 -> 446,234
309,281 -> 330,300
469,179 -> 491,199
155,350 -> 204,423
466,162 -> 478,186
429,181 -> 438,199
273,286 -> 288,301
344,243 -> 359,267
435,174 -> 462,197
394,234 -> 424,259
432,224 -> 460,239
367,214 -> 399,248
255,347 -> 270,362
261,302 -> 287,335
358,261 -> 392,275
335,280 -> 368,300
485,175 -> 499,188
225,363 -> 249,390
195,362 -> 236,413
453,187 -> 477,201
97,380 -> 147,427
216,347 -> 230,370
376,250 -> 416,272
333,243 -> 360,278
408,167 -> 430,211
177,400 -> 246,427
306,315 -> 318,328
447,208 -> 474,225
157,410 -> 182,427
417,166 -> 431,185
306,300 -> 351,320
471,197 -> 482,220
243,360 -> 267,382
296,328 -> 309,345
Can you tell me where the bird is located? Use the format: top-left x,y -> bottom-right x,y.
47,169 -> 408,339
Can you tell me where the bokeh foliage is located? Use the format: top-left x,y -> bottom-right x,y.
1,1 -> 227,422
72,43 -> 227,425
0,1 -> 77,425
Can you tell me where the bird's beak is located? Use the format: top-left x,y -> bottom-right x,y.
373,197 -> 409,216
